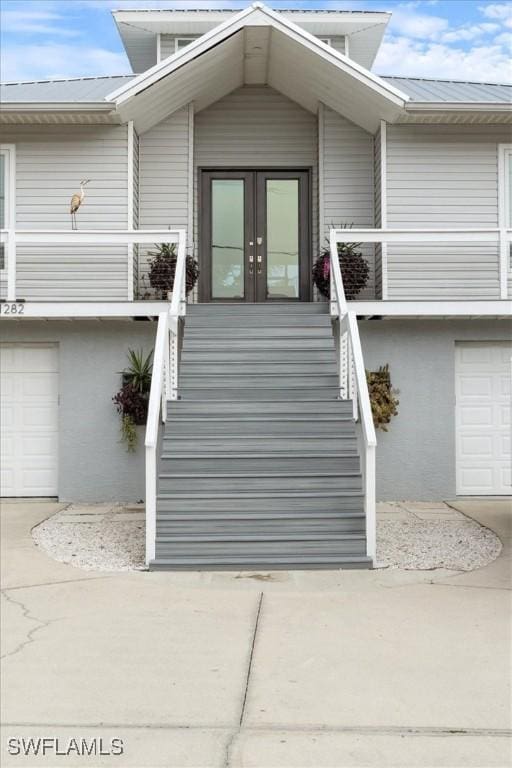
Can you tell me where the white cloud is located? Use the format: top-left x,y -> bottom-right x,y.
374,35 -> 512,82
480,3 -> 512,21
0,44 -> 129,81
387,7 -> 449,39
440,22 -> 500,43
0,8 -> 79,36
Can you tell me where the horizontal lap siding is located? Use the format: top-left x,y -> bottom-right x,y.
194,86 -> 318,299
321,106 -> 375,299
159,35 -> 176,60
373,124 -> 382,299
138,107 -> 189,298
387,124 -> 511,299
2,124 -> 129,300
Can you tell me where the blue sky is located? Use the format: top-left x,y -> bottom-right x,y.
0,0 -> 511,82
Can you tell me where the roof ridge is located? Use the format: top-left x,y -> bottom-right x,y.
382,75 -> 512,87
1,75 -> 134,86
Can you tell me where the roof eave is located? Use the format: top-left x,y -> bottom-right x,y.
0,102 -> 116,112
406,101 -> 512,112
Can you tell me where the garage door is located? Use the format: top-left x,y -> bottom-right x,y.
455,342 -> 512,496
0,343 -> 58,497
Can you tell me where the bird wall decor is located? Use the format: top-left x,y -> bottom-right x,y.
70,179 -> 91,230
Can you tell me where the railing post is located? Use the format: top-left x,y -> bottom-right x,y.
499,228 -> 508,300
170,328 -> 179,400
145,445 -> 156,564
6,230 -> 16,301
365,444 -> 376,563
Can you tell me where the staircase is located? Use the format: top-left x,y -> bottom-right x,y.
149,302 -> 371,570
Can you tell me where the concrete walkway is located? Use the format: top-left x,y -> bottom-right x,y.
1,499 -> 510,767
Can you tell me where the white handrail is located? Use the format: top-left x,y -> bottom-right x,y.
144,236 -> 188,563
144,310 -> 169,565
329,230 -> 377,564
169,230 -> 188,399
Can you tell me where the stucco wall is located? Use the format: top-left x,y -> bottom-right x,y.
359,318 -> 512,501
1,320 -> 157,502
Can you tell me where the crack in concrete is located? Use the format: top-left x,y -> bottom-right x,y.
4,574 -> 115,592
0,589 -> 56,661
2,722 -> 510,737
224,591 -> 264,767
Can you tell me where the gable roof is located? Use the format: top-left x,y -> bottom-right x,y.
107,3 -> 407,133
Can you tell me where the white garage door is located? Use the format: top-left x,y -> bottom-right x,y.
0,343 -> 58,497
456,342 -> 512,496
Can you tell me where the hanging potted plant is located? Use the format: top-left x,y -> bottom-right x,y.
113,348 -> 153,451
143,243 -> 199,300
313,225 -> 370,300
366,364 -> 399,431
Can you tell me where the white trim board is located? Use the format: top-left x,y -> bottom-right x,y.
0,144 -> 16,296
349,300 -> 512,317
2,299 -> 510,319
0,302 -> 169,318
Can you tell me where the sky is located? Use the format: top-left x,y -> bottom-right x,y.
0,0 -> 511,83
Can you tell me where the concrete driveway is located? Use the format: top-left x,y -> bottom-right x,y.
1,499 -> 510,768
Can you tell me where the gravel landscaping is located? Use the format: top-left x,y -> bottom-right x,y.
376,501 -> 502,571
32,504 -> 146,572
32,501 -> 502,573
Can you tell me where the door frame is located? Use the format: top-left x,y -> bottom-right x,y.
198,168 -> 312,303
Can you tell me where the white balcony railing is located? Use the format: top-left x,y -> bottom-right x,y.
0,228 -> 187,302
330,227 -> 512,301
329,230 -> 377,563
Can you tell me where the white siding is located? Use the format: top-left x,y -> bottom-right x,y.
138,106 -> 190,298
386,124 -> 511,299
321,106 -> 375,299
194,85 -> 318,283
1,124 -> 129,300
373,123 -> 382,299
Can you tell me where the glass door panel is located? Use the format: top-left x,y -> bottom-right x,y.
265,179 -> 299,299
211,179 -> 245,299
200,169 -> 309,302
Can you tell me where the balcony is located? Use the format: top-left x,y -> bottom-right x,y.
0,228 -> 186,314
330,227 -> 512,308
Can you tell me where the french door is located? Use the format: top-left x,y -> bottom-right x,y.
200,170 -> 310,302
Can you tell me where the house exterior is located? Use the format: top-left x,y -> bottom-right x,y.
0,3 -> 510,568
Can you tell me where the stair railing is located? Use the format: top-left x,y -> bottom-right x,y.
329,230 -> 378,563
168,231 -> 188,400
144,229 -> 187,564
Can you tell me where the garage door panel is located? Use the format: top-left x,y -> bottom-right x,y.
458,405 -> 493,426
21,405 -> 58,429
459,346 -> 493,364
21,373 -> 58,399
0,343 -> 58,497
22,435 -> 57,458
18,345 -> 58,373
458,375 -> 493,398
456,342 -> 512,496
459,434 -> 493,458
498,374 -> 511,398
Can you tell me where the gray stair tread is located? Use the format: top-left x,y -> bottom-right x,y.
153,301 -> 368,572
